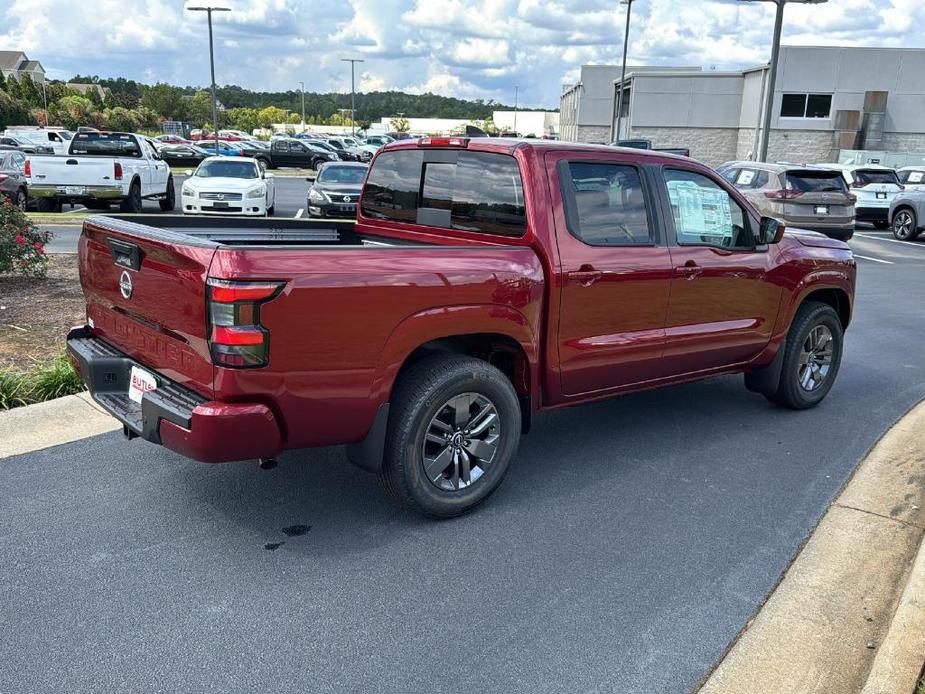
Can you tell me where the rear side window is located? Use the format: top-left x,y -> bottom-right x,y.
560,162 -> 653,245
733,168 -> 770,189
784,171 -> 848,193
853,169 -> 900,186
362,149 -> 526,236
899,170 -> 925,184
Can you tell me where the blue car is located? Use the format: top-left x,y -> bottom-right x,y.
197,141 -> 244,157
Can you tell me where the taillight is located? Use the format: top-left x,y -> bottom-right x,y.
0,174 -> 7,184
114,162 -> 123,180
24,159 -> 31,178
764,189 -> 804,200
207,278 -> 284,368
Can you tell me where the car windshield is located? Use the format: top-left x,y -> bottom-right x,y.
318,166 -> 367,184
854,169 -> 900,186
785,171 -> 848,193
195,160 -> 258,179
69,133 -> 140,157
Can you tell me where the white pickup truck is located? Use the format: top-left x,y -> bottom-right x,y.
25,132 -> 174,213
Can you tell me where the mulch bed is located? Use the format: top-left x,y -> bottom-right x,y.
0,255 -> 84,372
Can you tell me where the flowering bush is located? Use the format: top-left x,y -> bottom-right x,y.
0,197 -> 51,277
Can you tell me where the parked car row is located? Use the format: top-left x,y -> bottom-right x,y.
717,160 -> 925,242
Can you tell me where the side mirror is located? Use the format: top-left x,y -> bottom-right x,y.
305,175 -> 316,183
758,216 -> 785,245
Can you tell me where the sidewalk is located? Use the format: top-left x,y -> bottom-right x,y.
699,401 -> 925,694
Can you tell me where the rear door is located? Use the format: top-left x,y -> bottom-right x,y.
548,152 -> 674,395
79,221 -> 216,397
657,166 -> 781,374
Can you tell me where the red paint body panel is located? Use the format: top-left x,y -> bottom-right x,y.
73,140 -> 857,464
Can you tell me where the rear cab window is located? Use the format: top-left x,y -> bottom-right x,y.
361,147 -> 526,236
70,133 -> 141,158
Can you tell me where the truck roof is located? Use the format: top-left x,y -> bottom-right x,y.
380,137 -> 692,163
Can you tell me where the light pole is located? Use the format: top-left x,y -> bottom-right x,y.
298,80 -> 305,129
739,0 -> 828,161
341,58 -> 364,136
513,86 -> 519,136
614,0 -> 634,143
187,4 -> 230,154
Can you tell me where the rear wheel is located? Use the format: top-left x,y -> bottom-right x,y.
84,200 -> 109,210
892,208 -> 919,241
763,301 -> 844,410
158,176 -> 176,211
119,181 -> 142,213
381,355 -> 522,518
36,198 -> 62,213
15,188 -> 27,211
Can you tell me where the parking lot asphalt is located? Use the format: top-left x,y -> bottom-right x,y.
3,233 -> 925,693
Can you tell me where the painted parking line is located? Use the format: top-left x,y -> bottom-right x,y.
855,232 -> 925,250
853,254 -> 894,264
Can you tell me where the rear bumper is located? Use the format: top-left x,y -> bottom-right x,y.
66,327 -> 282,463
796,225 -> 855,241
30,184 -> 124,200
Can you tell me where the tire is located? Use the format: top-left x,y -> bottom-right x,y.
119,181 -> 142,213
266,204 -> 274,216
380,355 -> 522,518
256,157 -> 270,169
159,176 -> 176,212
36,197 -> 62,213
892,207 -> 918,241
763,301 -> 844,410
874,220 -> 890,230
15,188 -> 27,211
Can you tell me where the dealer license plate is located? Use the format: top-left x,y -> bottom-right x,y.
64,186 -> 85,196
876,192 -> 887,199
814,206 -> 828,215
128,366 -> 157,404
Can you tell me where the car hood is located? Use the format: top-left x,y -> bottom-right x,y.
784,228 -> 850,250
316,182 -> 363,195
185,177 -> 263,190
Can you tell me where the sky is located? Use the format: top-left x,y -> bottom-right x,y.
1,0 -> 922,108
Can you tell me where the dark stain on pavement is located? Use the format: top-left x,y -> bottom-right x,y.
282,524 -> 311,537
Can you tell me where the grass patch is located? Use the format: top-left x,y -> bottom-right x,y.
0,355 -> 84,410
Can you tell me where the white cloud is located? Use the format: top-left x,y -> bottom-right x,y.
0,0 -> 920,108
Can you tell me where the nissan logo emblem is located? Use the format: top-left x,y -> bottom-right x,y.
217,193 -> 225,200
343,195 -> 351,202
119,270 -> 133,299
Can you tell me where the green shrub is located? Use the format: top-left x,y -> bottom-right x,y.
0,197 -> 51,277
0,355 -> 85,410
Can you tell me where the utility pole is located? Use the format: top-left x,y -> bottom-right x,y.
513,86 -> 519,136
298,80 -> 305,129
739,0 -> 829,161
614,0 -> 634,144
187,5 -> 231,154
341,58 -> 364,136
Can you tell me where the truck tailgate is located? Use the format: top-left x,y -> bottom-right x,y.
79,218 -> 216,397
30,155 -> 118,187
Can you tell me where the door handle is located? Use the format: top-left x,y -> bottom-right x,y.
675,259 -> 703,279
567,264 -> 603,286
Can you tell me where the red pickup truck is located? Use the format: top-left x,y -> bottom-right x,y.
67,139 -> 856,517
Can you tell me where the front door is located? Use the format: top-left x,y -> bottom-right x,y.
659,166 -> 782,374
550,154 -> 674,396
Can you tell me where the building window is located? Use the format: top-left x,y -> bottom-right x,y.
780,93 -> 832,119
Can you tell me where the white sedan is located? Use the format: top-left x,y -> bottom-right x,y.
180,156 -> 275,216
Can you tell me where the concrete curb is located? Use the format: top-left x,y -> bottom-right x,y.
699,400 -> 925,694
0,392 -> 120,459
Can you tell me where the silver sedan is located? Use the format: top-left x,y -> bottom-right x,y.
889,190 -> 925,241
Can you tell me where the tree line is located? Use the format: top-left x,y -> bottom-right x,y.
0,71 -> 551,135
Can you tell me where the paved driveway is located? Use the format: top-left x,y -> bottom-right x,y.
2,238 -> 924,693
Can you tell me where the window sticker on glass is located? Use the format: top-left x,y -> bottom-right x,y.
666,179 -> 732,237
736,170 -> 755,186
909,171 -> 924,183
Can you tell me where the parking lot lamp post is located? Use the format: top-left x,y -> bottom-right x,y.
513,86 -> 519,136
341,58 -> 364,137
614,0 -> 634,143
739,0 -> 828,162
298,81 -> 305,129
187,5 -> 230,155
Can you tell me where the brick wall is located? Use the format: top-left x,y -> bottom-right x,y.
881,133 -> 925,153
628,127 -> 739,167
575,125 -> 612,144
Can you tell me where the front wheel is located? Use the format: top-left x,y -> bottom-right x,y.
892,208 -> 919,241
763,301 -> 844,410
381,355 -> 522,518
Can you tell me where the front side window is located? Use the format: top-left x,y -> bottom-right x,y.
560,162 -> 652,245
664,168 -> 752,249
781,93 -> 832,118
